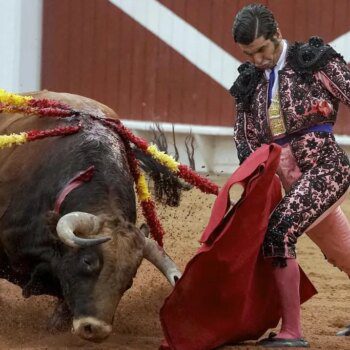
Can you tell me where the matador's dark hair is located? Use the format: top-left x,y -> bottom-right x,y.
232,4 -> 278,45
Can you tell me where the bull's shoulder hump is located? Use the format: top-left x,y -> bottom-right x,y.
21,90 -> 119,120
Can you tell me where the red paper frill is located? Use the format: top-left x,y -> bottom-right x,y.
26,124 -> 82,141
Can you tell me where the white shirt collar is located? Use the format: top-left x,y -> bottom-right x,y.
265,39 -> 288,77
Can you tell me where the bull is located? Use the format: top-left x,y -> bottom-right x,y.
0,90 -> 182,342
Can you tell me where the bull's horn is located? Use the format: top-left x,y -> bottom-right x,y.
143,237 -> 182,286
56,212 -> 111,248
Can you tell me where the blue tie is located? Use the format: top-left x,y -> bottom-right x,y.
268,68 -> 275,108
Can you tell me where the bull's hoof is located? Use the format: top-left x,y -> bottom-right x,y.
47,300 -> 72,332
337,325 -> 350,336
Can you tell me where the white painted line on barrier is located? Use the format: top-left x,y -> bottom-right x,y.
109,0 -> 240,90
121,119 -> 233,136
121,119 -> 350,145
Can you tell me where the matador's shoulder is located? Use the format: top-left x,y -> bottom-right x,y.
229,61 -> 263,111
287,36 -> 346,82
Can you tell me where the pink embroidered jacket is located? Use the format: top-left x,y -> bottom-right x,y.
230,36 -> 350,164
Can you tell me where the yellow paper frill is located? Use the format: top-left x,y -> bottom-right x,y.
136,172 -> 151,202
0,132 -> 27,149
147,144 -> 180,172
0,89 -> 32,107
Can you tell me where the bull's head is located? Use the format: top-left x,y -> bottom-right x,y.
52,212 -> 181,342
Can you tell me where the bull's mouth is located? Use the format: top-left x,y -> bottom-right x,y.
72,317 -> 112,342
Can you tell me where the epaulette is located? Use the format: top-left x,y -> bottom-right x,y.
229,61 -> 263,111
287,36 -> 346,83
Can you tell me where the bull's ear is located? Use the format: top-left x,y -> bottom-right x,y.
139,223 -> 150,237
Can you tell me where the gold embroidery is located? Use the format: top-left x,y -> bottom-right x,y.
268,92 -> 286,136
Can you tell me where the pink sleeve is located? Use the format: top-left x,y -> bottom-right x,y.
315,58 -> 350,107
233,103 -> 261,164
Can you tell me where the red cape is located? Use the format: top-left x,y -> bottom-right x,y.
160,144 -> 317,350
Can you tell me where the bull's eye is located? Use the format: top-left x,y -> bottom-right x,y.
80,254 -> 101,274
83,258 -> 92,266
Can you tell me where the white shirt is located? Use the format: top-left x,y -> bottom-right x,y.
265,39 -> 288,99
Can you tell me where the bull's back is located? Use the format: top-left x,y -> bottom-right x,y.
0,91 -> 136,229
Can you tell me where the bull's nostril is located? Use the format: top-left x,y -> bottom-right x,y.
73,318 -> 112,341
84,324 -> 93,335
174,276 -> 179,283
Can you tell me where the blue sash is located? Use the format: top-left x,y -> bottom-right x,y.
274,123 -> 333,145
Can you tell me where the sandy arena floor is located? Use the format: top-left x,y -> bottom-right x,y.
0,175 -> 350,350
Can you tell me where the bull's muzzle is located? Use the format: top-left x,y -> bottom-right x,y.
72,317 -> 112,341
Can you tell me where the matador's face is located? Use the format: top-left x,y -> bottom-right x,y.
238,29 -> 283,70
